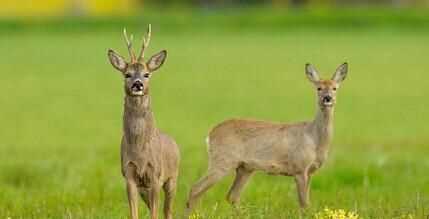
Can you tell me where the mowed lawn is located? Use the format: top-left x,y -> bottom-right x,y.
0,25 -> 428,218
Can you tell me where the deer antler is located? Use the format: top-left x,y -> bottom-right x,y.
123,28 -> 137,63
138,24 -> 152,62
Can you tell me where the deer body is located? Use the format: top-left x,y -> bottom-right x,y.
121,96 -> 179,187
186,63 -> 347,212
108,25 -> 179,219
207,113 -> 332,177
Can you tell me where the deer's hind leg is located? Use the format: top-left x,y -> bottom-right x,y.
186,165 -> 234,215
162,178 -> 177,219
226,165 -> 253,205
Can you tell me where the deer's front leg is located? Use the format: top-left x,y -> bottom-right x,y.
163,178 -> 177,219
125,164 -> 140,219
294,172 -> 310,208
126,177 -> 140,219
305,174 -> 312,204
148,185 -> 161,219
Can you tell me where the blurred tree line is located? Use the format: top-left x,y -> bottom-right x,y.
144,0 -> 429,7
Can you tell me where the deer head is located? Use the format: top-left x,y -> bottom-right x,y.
305,63 -> 348,108
108,24 -> 167,96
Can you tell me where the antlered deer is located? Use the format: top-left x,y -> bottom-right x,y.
107,25 -> 180,219
186,63 -> 348,212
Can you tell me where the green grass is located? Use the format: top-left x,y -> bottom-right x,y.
1,11 -> 429,218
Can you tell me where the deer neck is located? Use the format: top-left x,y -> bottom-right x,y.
123,94 -> 156,148
311,106 -> 334,153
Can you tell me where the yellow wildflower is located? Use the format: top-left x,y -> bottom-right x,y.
314,207 -> 360,219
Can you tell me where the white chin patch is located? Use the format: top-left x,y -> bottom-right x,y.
132,91 -> 144,96
323,102 -> 333,107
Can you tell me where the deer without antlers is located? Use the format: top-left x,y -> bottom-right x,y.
107,25 -> 180,219
186,63 -> 348,213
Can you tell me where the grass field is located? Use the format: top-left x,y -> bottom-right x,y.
1,8 -> 429,219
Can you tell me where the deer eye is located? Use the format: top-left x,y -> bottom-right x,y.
317,87 -> 322,91
333,87 -> 337,91
143,73 -> 150,78
125,73 -> 131,78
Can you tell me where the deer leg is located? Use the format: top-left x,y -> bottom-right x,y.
185,168 -> 230,215
305,174 -> 312,205
226,167 -> 253,205
162,178 -> 177,219
126,180 -> 140,219
148,185 -> 160,219
294,172 -> 310,208
125,165 -> 140,219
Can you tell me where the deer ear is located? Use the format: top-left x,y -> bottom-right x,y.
147,50 -> 167,72
332,62 -> 348,83
108,49 -> 127,73
305,63 -> 320,83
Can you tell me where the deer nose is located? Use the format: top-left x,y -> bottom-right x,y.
323,96 -> 332,102
132,80 -> 144,90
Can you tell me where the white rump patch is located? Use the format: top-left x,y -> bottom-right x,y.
205,136 -> 210,146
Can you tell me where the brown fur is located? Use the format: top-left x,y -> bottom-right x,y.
185,63 -> 348,213
122,95 -> 179,219
108,26 -> 179,219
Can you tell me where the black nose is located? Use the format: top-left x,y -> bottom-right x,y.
132,81 -> 143,91
323,96 -> 332,102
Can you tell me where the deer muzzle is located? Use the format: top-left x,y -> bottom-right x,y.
322,95 -> 334,106
131,80 -> 144,95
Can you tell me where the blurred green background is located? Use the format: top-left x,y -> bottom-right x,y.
0,0 -> 428,218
